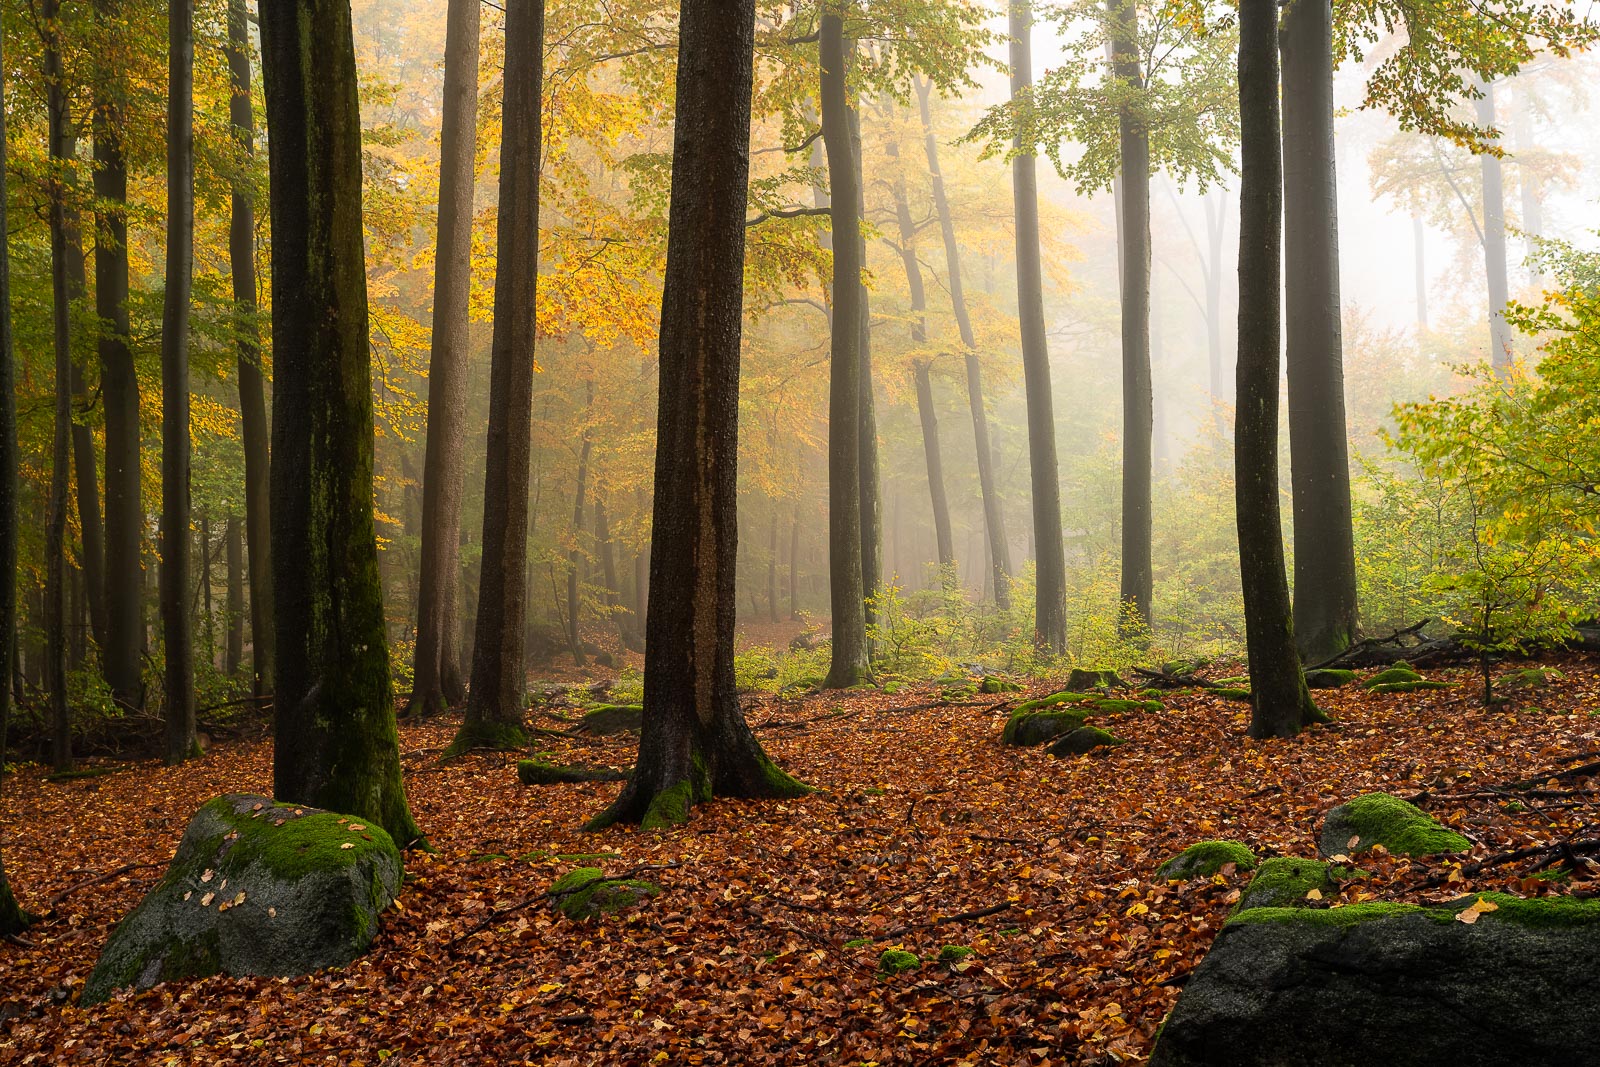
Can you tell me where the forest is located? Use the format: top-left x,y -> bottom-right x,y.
2,0 -> 1600,1060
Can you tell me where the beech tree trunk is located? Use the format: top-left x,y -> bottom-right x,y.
227,0 -> 274,698
226,516 -> 244,675
1476,81 -> 1513,372
45,1 -> 73,772
161,0 -> 198,764
453,0 -> 541,752
65,229 -> 107,653
849,101 -> 882,638
820,13 -> 869,688
1110,0 -> 1153,630
567,423 -> 591,666
915,77 -> 1011,606
1236,0 -> 1320,739
409,0 -> 480,716
587,0 -> 807,828
767,511 -> 780,623
1009,1 -> 1067,651
93,0 -> 143,713
261,0 -> 423,846
1281,0 -> 1357,665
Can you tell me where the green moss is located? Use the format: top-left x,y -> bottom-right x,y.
1214,687 -> 1252,701
1047,726 -> 1126,757
941,683 -> 978,700
1157,840 -> 1258,880
878,949 -> 920,975
937,945 -> 974,963
1012,691 -> 1094,713
641,780 -> 698,830
1229,901 -> 1422,927
1326,792 -> 1471,856
1369,679 -> 1450,694
843,937 -> 873,949
443,719 -> 528,759
577,704 -> 644,735
1365,664 -> 1425,687
1303,669 -> 1357,689
1212,675 -> 1250,687
1001,708 -> 1089,746
44,765 -> 120,782
548,866 -> 659,920
516,760 -> 629,786
1503,667 -> 1564,688
1230,893 -> 1600,930
980,676 -> 1022,694
1233,858 -> 1343,913
1087,698 -> 1163,714
202,797 -> 400,884
1066,668 -> 1122,691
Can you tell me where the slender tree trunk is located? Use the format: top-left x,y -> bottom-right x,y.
0,30 -> 31,935
587,0 -> 807,828
1281,0 -> 1357,664
161,0 -> 198,764
1413,215 -> 1428,333
45,2 -> 74,772
1237,0 -> 1319,739
452,0 -> 541,752
1110,0 -> 1152,630
788,511 -> 800,619
226,0 -> 274,699
915,77 -> 1010,606
820,13 -> 869,688
1009,1 -> 1067,651
409,0 -> 480,715
1204,193 -> 1226,438
595,495 -> 633,648
767,510 -> 780,623
849,101 -> 881,641
261,0 -> 423,845
567,423 -> 591,666
1476,81 -> 1513,371
64,228 -> 107,652
226,515 -> 243,675
92,0 -> 143,714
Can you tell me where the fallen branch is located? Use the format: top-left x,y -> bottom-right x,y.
882,901 -> 1013,938
47,862 -> 164,907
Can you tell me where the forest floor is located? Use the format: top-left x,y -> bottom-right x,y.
3,655 -> 1599,1065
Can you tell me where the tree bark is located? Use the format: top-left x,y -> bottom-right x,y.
261,0 -> 423,846
767,510 -> 780,623
453,0 -> 541,752
92,0 -> 143,714
587,0 -> 807,828
788,511 -> 800,619
226,515 -> 244,676
409,0 -> 480,716
1110,0 -> 1152,630
1009,1 -> 1067,651
820,13 -> 869,688
567,421 -> 591,666
1237,0 -> 1319,739
915,77 -> 1011,606
44,1 -> 73,772
1281,0 -> 1357,664
64,228 -> 107,652
161,0 -> 198,764
849,101 -> 882,640
226,0 -> 274,699
1475,81 -> 1513,372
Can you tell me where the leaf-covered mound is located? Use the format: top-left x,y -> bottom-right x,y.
1157,841 -> 1258,880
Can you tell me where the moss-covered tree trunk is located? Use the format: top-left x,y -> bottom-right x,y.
1236,0 -> 1320,739
452,0 -> 542,756
260,0 -> 423,847
408,0 -> 480,718
1009,1 -> 1067,652
226,0 -> 274,699
588,0 -> 808,830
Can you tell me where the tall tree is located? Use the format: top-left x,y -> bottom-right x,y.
226,0 -> 274,697
0,28 -> 31,937
821,10 -> 870,688
161,0 -> 198,764
587,0 -> 808,828
92,0 -> 143,713
261,0 -> 423,845
1476,80 -> 1513,371
1236,0 -> 1320,739
850,101 -> 882,641
452,0 -> 541,755
1008,0 -> 1067,651
43,0 -> 73,772
408,0 -> 480,716
1282,0 -> 1357,663
1108,0 -> 1152,630
915,76 -> 1011,606
225,516 -> 244,675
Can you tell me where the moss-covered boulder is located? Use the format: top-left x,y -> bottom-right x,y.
1047,726 -> 1125,757
574,704 -> 643,735
517,760 -> 630,786
1318,792 -> 1470,858
1089,697 -> 1163,714
1213,686 -> 1252,701
980,675 -> 1023,694
1303,668 -> 1356,689
1149,894 -> 1600,1067
1001,708 -> 1089,747
1066,668 -> 1122,692
1364,662 -> 1425,687
548,866 -> 659,920
1233,858 -> 1342,912
1369,679 -> 1450,694
82,795 -> 402,1004
1012,691 -> 1094,713
1157,841 -> 1258,880
1502,666 -> 1564,688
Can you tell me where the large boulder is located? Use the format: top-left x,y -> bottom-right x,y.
1150,894 -> 1600,1066
574,704 -> 643,736
1000,707 -> 1089,747
82,794 -> 402,1004
1318,792 -> 1470,858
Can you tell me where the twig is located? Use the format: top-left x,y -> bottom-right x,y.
882,901 -> 1013,938
46,862 -> 164,907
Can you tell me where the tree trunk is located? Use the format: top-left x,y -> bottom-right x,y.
915,77 -> 1011,606
1110,0 -> 1152,631
226,0 -> 274,699
1512,88 -> 1542,283
226,515 -> 243,676
161,0 -> 198,764
789,511 -> 800,619
849,101 -> 882,641
45,1 -> 74,772
596,495 -> 635,648
820,13 -> 869,688
65,229 -> 107,652
1413,215 -> 1428,333
409,0 -> 480,716
261,0 -> 423,846
1281,0 -> 1357,664
767,510 -> 780,623
567,423 -> 591,666
587,0 -> 807,828
1236,0 -> 1319,739
1204,192 -> 1226,438
1009,1 -> 1067,652
1475,81 -> 1513,372
200,518 -> 213,667
93,0 -> 143,714
453,0 -> 541,753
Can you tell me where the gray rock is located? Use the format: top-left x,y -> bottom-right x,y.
1151,894 -> 1600,1066
574,704 -> 643,736
82,794 -> 402,1003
